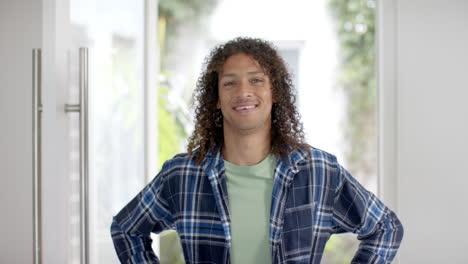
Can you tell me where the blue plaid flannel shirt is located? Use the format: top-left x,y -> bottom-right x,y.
111,146 -> 404,263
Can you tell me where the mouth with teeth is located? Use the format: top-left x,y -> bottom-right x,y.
233,104 -> 258,113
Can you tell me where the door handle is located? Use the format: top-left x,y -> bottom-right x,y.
65,47 -> 89,264
32,48 -> 43,264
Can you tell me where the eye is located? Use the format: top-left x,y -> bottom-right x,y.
251,78 -> 264,84
223,81 -> 235,87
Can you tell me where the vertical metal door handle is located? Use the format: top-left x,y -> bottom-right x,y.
79,47 -> 90,264
32,48 -> 43,264
65,47 -> 89,264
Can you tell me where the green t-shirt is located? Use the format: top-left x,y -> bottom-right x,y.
224,153 -> 276,264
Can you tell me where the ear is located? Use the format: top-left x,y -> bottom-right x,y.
272,92 -> 278,103
270,84 -> 278,103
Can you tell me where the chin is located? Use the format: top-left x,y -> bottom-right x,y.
236,122 -> 270,131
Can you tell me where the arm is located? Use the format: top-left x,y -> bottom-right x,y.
331,161 -> 404,264
111,163 -> 175,264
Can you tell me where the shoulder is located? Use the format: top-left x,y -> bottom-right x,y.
292,145 -> 343,192
168,152 -> 196,164
158,152 -> 200,175
295,145 -> 340,170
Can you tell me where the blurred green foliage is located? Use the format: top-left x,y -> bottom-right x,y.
157,73 -> 190,264
327,0 -> 377,178
157,75 -> 186,169
158,0 -> 218,70
322,0 -> 376,263
157,1 -> 219,263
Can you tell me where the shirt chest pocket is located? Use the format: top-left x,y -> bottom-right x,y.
281,202 -> 316,257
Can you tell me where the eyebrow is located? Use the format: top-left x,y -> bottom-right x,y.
220,71 -> 265,78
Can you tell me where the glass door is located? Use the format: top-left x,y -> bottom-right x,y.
65,0 -> 150,263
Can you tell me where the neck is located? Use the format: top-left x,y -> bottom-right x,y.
222,127 -> 272,166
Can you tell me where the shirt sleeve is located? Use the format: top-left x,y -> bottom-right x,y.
110,162 -> 175,264
331,161 -> 404,264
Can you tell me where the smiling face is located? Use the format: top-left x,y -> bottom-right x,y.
217,53 -> 275,135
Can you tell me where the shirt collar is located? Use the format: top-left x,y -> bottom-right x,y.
201,144 -> 310,174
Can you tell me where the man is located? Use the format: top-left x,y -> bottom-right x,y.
111,37 -> 404,264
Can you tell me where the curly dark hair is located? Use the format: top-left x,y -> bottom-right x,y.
187,37 -> 309,164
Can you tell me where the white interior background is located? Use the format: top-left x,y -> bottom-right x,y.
2,0 -> 468,263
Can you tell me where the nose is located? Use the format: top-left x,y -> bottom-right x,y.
237,79 -> 254,97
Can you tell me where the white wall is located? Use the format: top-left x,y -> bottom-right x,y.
380,1 -> 468,263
